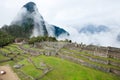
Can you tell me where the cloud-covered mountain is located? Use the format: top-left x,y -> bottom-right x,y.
11,2 -> 69,37
64,24 -> 120,48
1,1 -> 120,48
117,34 -> 120,42
79,24 -> 109,34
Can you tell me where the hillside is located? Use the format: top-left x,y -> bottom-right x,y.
1,2 -> 69,38
0,42 -> 120,80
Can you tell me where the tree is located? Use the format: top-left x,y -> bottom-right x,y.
0,30 -> 14,47
1,23 -> 33,38
28,36 -> 57,44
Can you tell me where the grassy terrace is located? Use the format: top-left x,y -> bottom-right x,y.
60,48 -> 120,70
62,48 -> 120,63
22,44 -> 45,52
0,44 -> 28,63
0,43 -> 120,80
18,59 -> 43,79
0,53 -> 8,60
18,55 -> 120,80
62,48 -> 120,62
0,48 -> 10,54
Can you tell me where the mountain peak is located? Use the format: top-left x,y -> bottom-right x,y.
9,2 -> 69,38
23,2 -> 36,13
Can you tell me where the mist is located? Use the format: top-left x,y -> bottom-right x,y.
1,0 -> 120,48
11,5 -> 120,48
58,24 -> 120,48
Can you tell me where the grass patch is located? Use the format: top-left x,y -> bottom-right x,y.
18,59 -> 42,78
31,55 -> 120,80
60,48 -> 120,70
0,53 -> 8,60
0,43 -> 120,80
0,48 -> 11,53
22,44 -> 44,52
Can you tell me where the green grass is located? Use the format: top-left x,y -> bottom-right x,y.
30,55 -> 120,80
1,43 -> 120,80
63,48 -> 120,63
0,44 -> 28,64
4,44 -> 23,53
18,59 -> 42,79
23,44 -> 30,48
0,53 -> 8,60
61,48 -> 120,70
0,48 -> 11,53
23,44 -> 45,52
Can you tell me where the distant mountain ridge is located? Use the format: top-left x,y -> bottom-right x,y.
79,24 -> 109,34
8,2 -> 69,38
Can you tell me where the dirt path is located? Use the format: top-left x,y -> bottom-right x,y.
0,65 -> 20,80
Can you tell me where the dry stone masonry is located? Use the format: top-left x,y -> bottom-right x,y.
19,41 -> 120,76
61,43 -> 120,75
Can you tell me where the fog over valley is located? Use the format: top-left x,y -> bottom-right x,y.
0,0 -> 120,47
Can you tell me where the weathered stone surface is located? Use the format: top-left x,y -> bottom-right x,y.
110,68 -> 120,76
61,43 -> 120,75
18,42 -> 120,76
109,61 -> 120,67
13,64 -> 24,69
80,55 -> 109,65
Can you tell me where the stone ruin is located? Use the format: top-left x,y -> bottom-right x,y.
20,41 -> 120,76
64,43 -> 120,59
61,42 -> 120,75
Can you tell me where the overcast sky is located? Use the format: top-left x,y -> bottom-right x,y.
0,0 -> 120,47
0,0 -> 120,27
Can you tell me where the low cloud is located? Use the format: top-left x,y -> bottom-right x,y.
59,24 -> 120,48
1,0 -> 120,47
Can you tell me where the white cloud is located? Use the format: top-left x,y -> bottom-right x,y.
61,24 -> 120,48
0,0 -> 120,47
0,0 -> 120,27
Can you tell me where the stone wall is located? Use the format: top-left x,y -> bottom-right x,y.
62,43 -> 120,75
108,47 -> 120,59
64,43 -> 120,59
25,42 -> 120,75
58,53 -> 110,73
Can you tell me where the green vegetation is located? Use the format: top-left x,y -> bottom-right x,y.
60,48 -> 120,70
19,59 -> 43,78
0,43 -> 120,80
18,55 -> 120,80
0,44 -> 27,65
1,23 -> 33,38
28,36 -> 57,44
23,44 -> 44,52
0,53 -> 8,60
0,30 -> 14,47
